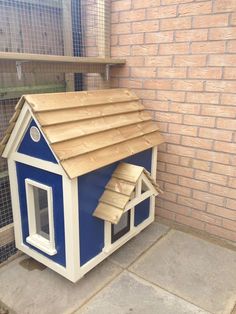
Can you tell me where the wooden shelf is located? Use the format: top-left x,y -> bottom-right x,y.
0,52 -> 126,74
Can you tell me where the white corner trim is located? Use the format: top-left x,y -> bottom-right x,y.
62,176 -> 80,281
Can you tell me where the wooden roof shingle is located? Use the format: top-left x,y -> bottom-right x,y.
1,88 -> 164,178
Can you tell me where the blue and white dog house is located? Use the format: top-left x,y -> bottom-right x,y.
1,88 -> 164,282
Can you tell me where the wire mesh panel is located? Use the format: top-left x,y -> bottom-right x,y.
0,0 -> 111,262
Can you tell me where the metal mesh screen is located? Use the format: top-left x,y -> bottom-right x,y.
0,0 -> 111,261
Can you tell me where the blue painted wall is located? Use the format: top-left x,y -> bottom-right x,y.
16,162 -> 66,266
78,149 -> 152,266
18,119 -> 57,163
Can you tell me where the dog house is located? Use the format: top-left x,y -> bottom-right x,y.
1,88 -> 164,282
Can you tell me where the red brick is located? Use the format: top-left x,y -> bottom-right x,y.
205,224 -> 236,242
196,149 -> 230,165
172,79 -> 203,91
188,67 -> 222,79
145,56 -> 172,66
202,105 -> 236,118
120,9 -> 145,22
193,159 -> 211,171
161,0 -> 193,4
179,1 -> 212,16
119,33 -> 144,45
209,54 -> 236,66
132,0 -> 160,9
167,144 -> 196,157
207,204 -> 236,220
174,55 -> 206,67
226,199 -> 236,210
176,214 -> 205,230
131,67 -> 156,78
209,27 -> 236,40
224,68 -> 236,79
227,40 -> 236,53
184,115 -> 215,127
214,141 -> 236,154
164,133 -> 181,144
143,100 -> 169,111
159,43 -> 189,55
180,156 -> 192,167
112,23 -> 131,34
111,45 -> 130,56
182,136 -> 213,149
186,92 -> 219,104
112,0 -> 131,12
131,44 -> 158,56
156,207 -> 176,220
147,5 -> 177,19
175,29 -> 208,42
157,90 -> 185,102
132,20 -> 159,33
158,152 -> 180,165
170,102 -> 200,114
165,182 -> 191,197
195,170 -> 227,186
158,67 -> 187,78
214,0 -> 236,13
217,118 -> 236,130
210,183 -> 236,200
157,171 -> 178,184
179,176 -> 209,191
222,219 -> 236,232
205,80 -> 236,93
178,195 -> 206,210
143,79 -> 172,90
192,211 -> 222,225
166,164 -> 194,178
193,13 -> 229,28
199,128 -> 232,142
191,41 -> 225,54
160,17 -> 191,31
221,93 -> 236,106
193,190 -> 224,207
145,31 -> 174,44
125,56 -> 144,66
212,163 -> 236,176
155,111 -> 182,123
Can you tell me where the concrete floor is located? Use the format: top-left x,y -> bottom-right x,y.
0,222 -> 236,314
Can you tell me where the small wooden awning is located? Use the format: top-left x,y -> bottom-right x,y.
93,163 -> 162,224
1,88 -> 164,178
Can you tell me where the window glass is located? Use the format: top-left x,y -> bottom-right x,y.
32,186 -> 49,240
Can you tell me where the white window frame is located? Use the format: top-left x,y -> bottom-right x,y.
25,178 -> 57,256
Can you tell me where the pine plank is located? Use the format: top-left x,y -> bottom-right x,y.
93,203 -> 123,224
52,121 -> 159,160
43,111 -> 152,144
113,163 -> 144,183
36,101 -> 145,126
61,131 -> 164,178
100,190 -> 130,209
24,89 -> 138,112
106,177 -> 135,196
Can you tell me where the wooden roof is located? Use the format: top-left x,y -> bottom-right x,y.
93,163 -> 162,224
1,88 -> 164,178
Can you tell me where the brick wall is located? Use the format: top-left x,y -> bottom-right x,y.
110,0 -> 236,242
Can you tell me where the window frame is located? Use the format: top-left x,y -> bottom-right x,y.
25,178 -> 57,256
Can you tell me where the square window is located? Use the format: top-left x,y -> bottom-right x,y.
25,179 -> 56,255
111,210 -> 130,243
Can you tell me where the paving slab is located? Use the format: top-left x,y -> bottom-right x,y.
130,230 -> 236,314
75,271 -> 210,314
0,255 -> 122,314
109,222 -> 170,268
